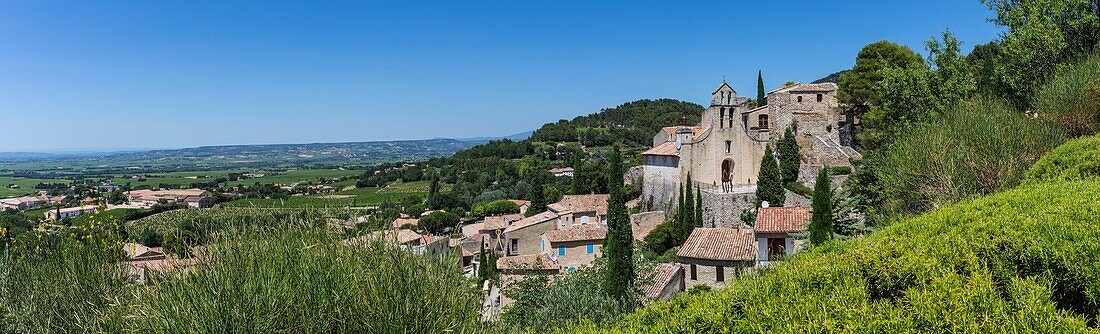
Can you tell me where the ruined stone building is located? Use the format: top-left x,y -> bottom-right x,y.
641,81 -> 860,225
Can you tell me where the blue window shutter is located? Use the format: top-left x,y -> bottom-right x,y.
586,243 -> 594,254
558,246 -> 566,256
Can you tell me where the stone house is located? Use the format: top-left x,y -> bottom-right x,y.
508,199 -> 531,215
677,227 -> 757,289
503,211 -> 574,256
551,194 -> 609,226
754,206 -> 811,262
540,224 -> 606,273
642,262 -> 685,301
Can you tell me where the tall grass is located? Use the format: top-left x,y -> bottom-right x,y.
1035,52 -> 1100,137
0,230 -> 131,333
875,96 -> 1064,213
133,222 -> 483,333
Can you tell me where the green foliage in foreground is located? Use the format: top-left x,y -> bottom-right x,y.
875,96 -> 1064,214
1035,51 -> 1100,137
573,180 -> 1100,332
1,220 -> 485,333
1022,133 -> 1100,184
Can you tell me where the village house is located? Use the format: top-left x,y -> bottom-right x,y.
677,227 -> 757,289
45,205 -> 98,220
391,217 -> 420,229
508,199 -> 531,215
462,213 -> 523,251
642,262 -> 686,301
552,194 -> 609,226
502,194 -> 610,256
344,229 -> 450,258
540,224 -> 606,273
0,194 -> 59,211
127,189 -> 212,208
550,167 -> 575,177
754,206 -> 811,262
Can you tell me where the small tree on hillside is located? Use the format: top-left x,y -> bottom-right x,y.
778,127 -> 801,183
602,146 -> 635,305
755,146 -> 785,207
810,166 -> 834,245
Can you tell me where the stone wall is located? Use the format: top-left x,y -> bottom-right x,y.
642,157 -> 679,212
625,165 -> 644,185
700,189 -> 757,229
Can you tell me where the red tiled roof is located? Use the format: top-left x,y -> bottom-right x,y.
496,253 -> 559,271
505,211 -> 560,233
755,206 -> 811,234
545,225 -> 607,243
391,218 -> 419,228
642,142 -> 679,157
484,214 -> 524,230
508,199 -> 531,207
558,194 -> 609,216
642,263 -> 683,299
677,228 -> 756,261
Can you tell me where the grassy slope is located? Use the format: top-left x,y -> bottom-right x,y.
577,180 -> 1100,332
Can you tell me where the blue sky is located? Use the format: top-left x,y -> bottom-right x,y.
0,1 -> 1002,152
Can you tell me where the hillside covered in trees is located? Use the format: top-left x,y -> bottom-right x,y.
529,99 -> 703,148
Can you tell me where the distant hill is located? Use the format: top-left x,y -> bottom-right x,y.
812,70 -> 848,84
453,131 -> 533,143
0,139 -> 477,172
528,99 -> 704,147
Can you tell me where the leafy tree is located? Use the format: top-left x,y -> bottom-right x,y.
757,71 -> 766,106
643,221 -> 678,254
470,199 -> 520,220
838,40 -> 923,108
778,127 -> 800,183
810,166 -> 834,245
419,211 -> 460,235
754,146 -> 785,207
983,0 -> 1100,108
860,31 -> 977,151
572,158 -> 607,195
602,146 -> 634,305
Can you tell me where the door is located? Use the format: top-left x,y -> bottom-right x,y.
767,238 -> 786,261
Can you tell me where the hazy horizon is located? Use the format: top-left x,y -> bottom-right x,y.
1,1 -> 1001,151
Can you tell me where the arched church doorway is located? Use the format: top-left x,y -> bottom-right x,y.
721,159 -> 734,192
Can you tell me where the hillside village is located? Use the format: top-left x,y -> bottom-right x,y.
3,1 -> 1100,333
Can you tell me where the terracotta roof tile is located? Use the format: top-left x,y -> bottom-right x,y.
504,211 -> 560,233
391,218 -> 419,228
496,253 -> 559,271
677,228 -> 756,261
642,142 -> 679,157
558,194 -> 608,216
755,206 -> 811,234
642,263 -> 683,299
544,225 -> 607,243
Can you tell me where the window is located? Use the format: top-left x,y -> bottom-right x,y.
716,266 -> 725,282
581,216 -> 589,224
725,140 -> 731,153
566,266 -> 576,273
758,115 -> 769,128
719,108 -> 726,128
797,95 -> 803,102
540,239 -> 545,252
690,264 -> 697,280
817,93 -> 823,102
586,243 -> 594,254
510,239 -> 518,253
558,246 -> 566,256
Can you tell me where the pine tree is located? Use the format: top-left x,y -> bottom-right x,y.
603,146 -> 635,305
757,70 -> 766,106
755,146 -> 785,207
778,127 -> 801,183
810,166 -> 834,245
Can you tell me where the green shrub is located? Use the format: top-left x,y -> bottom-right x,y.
470,199 -> 520,219
1022,134 -> 1100,184
575,180 -> 1100,332
1035,52 -> 1100,137
875,96 -> 1064,214
784,181 -> 812,198
830,166 -> 852,175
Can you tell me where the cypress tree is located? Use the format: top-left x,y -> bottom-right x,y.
757,70 -> 766,106
528,173 -> 547,216
810,166 -> 834,245
682,173 -> 694,241
694,186 -> 703,229
778,127 -> 801,183
427,176 -> 440,209
675,181 -> 686,242
603,146 -> 635,305
755,146 -> 785,207
477,241 -> 488,281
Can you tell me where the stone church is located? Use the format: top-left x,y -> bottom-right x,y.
641,81 -> 860,222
